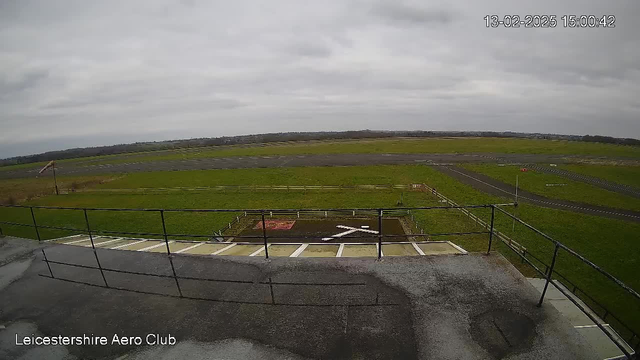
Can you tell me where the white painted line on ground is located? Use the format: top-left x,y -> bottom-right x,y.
412,242 -> 426,256
138,241 -> 172,252
87,238 -> 122,247
249,244 -> 270,257
574,324 -> 609,329
212,243 -> 236,255
175,242 -> 204,253
45,234 -> 84,243
63,237 -> 94,245
336,225 -> 378,234
604,354 -> 629,360
290,244 -> 309,257
336,243 -> 345,257
447,241 -> 469,255
111,239 -> 147,249
322,229 -> 358,241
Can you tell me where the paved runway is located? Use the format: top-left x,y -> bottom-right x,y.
434,165 -> 640,223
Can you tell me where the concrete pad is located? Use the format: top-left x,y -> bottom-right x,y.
418,242 -> 461,255
381,243 -> 418,256
0,238 -> 600,359
300,245 -> 339,257
51,235 -> 87,244
61,238 -> 94,246
527,278 -> 569,301
218,245 -> 263,256
548,299 -> 594,326
51,235 -> 82,243
147,241 -> 197,253
119,240 -> 160,251
341,244 -> 377,257
180,243 -> 230,255
576,326 -> 626,360
265,245 -> 299,257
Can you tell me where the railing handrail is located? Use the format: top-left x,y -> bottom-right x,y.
493,205 -> 640,302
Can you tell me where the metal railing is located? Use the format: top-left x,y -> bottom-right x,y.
492,205 -> 639,359
1,202 -> 638,358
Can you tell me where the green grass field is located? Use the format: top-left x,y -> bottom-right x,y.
3,137 -> 640,172
559,164 -> 640,189
461,164 -> 640,212
1,163 -> 639,340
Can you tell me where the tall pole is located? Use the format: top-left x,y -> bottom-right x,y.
52,162 -> 59,195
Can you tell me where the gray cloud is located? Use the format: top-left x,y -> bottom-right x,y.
0,69 -> 49,99
1,0 -> 639,158
371,2 -> 457,25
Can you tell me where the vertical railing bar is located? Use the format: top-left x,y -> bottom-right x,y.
30,207 -> 41,242
41,249 -> 54,277
161,210 -> 183,297
537,243 -> 560,307
377,209 -> 383,259
487,205 -> 495,254
261,211 -> 269,259
84,209 -> 109,287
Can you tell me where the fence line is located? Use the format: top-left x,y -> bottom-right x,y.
73,184 -> 414,193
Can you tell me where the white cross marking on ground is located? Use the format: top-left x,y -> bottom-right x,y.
321,225 -> 379,241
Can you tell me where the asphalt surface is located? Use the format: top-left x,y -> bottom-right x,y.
1,152 -> 635,180
0,237 -> 597,360
435,165 -> 640,223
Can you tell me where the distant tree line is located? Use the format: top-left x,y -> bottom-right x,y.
1,130 -> 638,167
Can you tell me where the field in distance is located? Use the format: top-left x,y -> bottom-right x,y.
3,136 -> 640,171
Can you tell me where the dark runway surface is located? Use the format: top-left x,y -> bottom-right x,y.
434,165 -> 640,223
0,237 -> 597,359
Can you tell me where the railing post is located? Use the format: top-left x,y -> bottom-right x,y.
487,205 -> 495,254
30,207 -> 41,242
160,210 -> 183,297
377,209 -> 383,259
261,211 -> 269,259
84,209 -> 108,287
537,243 -> 560,307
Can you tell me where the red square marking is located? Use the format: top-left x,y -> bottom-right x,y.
254,220 -> 296,230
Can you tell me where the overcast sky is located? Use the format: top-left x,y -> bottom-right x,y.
1,0 -> 639,157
